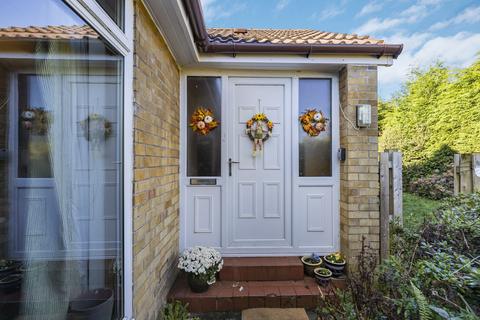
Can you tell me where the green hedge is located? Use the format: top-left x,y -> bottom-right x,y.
379,59 -> 480,189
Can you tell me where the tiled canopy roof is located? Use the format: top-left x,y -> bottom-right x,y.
0,25 -> 98,40
207,28 -> 384,45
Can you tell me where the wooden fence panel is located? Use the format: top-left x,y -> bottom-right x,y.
379,151 -> 403,261
390,152 -> 403,225
473,153 -> 480,192
379,152 -> 390,261
454,153 -> 480,194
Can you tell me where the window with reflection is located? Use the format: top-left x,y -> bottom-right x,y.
299,79 -> 332,177
96,0 -> 124,29
187,77 -> 222,177
0,1 -> 123,318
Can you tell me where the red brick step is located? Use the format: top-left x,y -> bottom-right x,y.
167,274 -> 340,313
219,257 -> 304,281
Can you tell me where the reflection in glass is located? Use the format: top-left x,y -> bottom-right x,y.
96,0 -> 124,29
0,1 -> 123,319
187,77 -> 222,177
299,79 -> 332,177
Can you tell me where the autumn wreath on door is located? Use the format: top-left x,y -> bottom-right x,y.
189,107 -> 219,135
299,108 -> 329,136
245,113 -> 274,157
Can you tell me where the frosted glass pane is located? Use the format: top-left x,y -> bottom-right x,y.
299,79 -> 332,177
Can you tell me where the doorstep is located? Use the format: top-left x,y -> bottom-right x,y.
219,257 -> 304,281
167,274 -> 343,313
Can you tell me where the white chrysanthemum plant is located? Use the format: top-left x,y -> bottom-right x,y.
178,246 -> 223,285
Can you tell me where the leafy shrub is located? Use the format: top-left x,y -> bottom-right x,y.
318,192 -> 480,319
159,301 -> 199,320
379,59 -> 480,196
407,169 -> 454,200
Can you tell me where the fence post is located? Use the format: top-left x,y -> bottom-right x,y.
453,154 -> 461,195
472,153 -> 480,192
390,152 -> 403,225
460,154 -> 473,193
379,152 -> 390,261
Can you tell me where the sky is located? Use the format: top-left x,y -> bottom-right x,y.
0,1 -> 84,29
200,0 -> 480,100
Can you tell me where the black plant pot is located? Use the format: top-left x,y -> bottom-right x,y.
187,273 -> 210,293
301,256 -> 323,277
313,268 -> 332,287
324,259 -> 346,277
69,288 -> 114,320
0,261 -> 21,278
0,274 -> 22,294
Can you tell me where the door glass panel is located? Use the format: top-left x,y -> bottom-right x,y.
187,76 -> 222,177
0,1 -> 124,318
18,75 -> 52,178
299,79 -> 332,177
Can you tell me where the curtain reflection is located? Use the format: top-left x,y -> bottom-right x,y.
0,1 -> 123,319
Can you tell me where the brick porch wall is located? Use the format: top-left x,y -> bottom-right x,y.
339,65 -> 380,266
132,1 -> 180,319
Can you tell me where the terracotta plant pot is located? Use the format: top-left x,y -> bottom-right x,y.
69,288 -> 114,320
187,273 -> 210,293
324,257 -> 346,277
314,267 -> 332,287
301,256 -> 323,277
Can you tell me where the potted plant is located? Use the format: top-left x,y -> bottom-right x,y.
324,252 -> 346,277
301,253 -> 322,277
178,246 -> 223,293
0,273 -> 22,294
0,260 -> 20,278
313,267 -> 332,287
69,288 -> 114,320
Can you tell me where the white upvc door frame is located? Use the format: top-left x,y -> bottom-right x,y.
180,69 -> 340,256
61,1 -> 134,319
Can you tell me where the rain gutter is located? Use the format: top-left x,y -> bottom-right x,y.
182,0 -> 403,59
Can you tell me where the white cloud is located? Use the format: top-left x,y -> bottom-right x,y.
200,0 -> 246,24
355,0 -> 441,35
275,0 -> 290,11
311,7 -> 345,21
356,17 -> 403,35
379,32 -> 480,97
430,5 -> 480,31
357,2 -> 383,17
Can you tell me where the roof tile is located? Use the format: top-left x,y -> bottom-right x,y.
0,25 -> 99,40
207,28 -> 384,46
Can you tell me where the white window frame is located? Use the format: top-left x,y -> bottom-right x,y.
62,1 -> 134,319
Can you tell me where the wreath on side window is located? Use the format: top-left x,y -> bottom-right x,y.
299,108 -> 329,137
80,113 -> 112,142
20,107 -> 50,135
189,107 -> 219,135
245,113 -> 274,157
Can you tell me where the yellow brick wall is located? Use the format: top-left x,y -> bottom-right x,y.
133,2 -> 180,319
339,65 -> 380,266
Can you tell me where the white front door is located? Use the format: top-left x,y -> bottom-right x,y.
182,74 -> 339,256
227,78 -> 292,249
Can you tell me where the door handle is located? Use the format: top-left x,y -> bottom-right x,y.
228,158 -> 240,176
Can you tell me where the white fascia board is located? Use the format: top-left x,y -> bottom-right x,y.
143,0 -> 200,66
193,53 -> 394,70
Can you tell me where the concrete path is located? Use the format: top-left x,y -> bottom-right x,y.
242,308 -> 309,320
